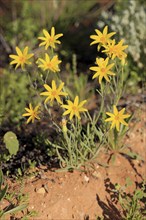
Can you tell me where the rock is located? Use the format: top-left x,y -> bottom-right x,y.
84,175 -> 90,182
92,171 -> 101,179
36,187 -> 46,194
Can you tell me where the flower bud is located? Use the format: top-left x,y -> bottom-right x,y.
61,118 -> 67,133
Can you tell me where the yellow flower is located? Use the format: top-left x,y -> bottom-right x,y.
40,80 -> 68,105
103,39 -> 128,62
105,105 -> 131,131
62,96 -> 87,120
90,57 -> 115,84
38,27 -> 63,50
9,46 -> 34,70
37,53 -> 61,72
22,103 -> 40,124
90,26 -> 116,50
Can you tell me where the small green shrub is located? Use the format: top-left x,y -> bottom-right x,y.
97,178 -> 146,220
3,131 -> 19,156
115,180 -> 146,220
0,69 -> 36,126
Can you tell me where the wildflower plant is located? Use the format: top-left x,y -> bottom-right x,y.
38,27 -> 63,50
22,103 -> 40,124
37,54 -> 61,72
90,26 -> 116,50
105,105 -> 130,132
40,80 -> 68,105
90,57 -> 115,84
90,25 -> 131,153
9,25 -> 131,170
62,96 -> 87,120
9,46 -> 34,70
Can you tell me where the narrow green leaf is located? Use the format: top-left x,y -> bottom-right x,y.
0,170 -> 3,188
3,203 -> 28,215
0,184 -> 8,201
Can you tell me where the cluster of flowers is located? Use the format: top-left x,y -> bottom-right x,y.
89,26 -> 130,131
9,26 -> 130,132
89,26 -> 128,84
9,27 -> 87,125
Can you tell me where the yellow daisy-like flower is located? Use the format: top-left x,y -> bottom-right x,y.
37,53 -> 61,72
38,27 -> 63,50
105,105 -> 131,131
90,26 -> 116,50
103,39 -> 128,63
22,103 -> 40,124
90,57 -> 115,84
62,96 -> 87,120
9,46 -> 34,70
40,80 -> 68,105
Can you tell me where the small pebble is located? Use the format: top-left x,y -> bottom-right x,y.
84,175 -> 90,182
36,187 -> 46,194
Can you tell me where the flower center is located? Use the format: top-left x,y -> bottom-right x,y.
31,111 -> 36,118
101,68 -> 106,73
115,114 -> 120,121
72,106 -> 77,112
51,90 -> 57,97
109,46 -> 114,53
49,37 -> 54,43
19,56 -> 26,63
100,36 -> 106,43
47,62 -> 52,68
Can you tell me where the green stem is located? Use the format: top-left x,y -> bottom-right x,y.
86,111 -> 92,123
115,64 -> 124,106
63,128 -> 73,166
95,82 -> 105,124
44,103 -> 52,118
27,72 -> 42,102
113,128 -> 118,150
